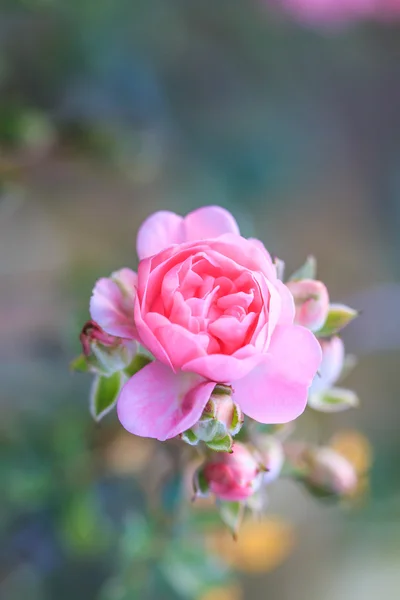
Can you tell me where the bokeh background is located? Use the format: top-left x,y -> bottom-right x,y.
1,1 -> 400,599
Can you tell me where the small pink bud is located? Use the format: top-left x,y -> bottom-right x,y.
286,279 -> 329,332
182,385 -> 243,451
304,447 -> 358,496
195,442 -> 264,502
80,321 -> 117,356
80,320 -> 137,376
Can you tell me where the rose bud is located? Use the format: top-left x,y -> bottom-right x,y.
181,385 -> 243,452
303,447 -> 358,497
80,320 -> 137,376
194,442 -> 264,502
286,279 -> 329,332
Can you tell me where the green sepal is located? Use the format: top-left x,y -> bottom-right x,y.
289,255 -> 317,281
315,303 -> 358,337
193,469 -> 209,497
70,354 -> 90,373
123,353 -> 152,378
217,500 -> 244,538
90,371 -> 125,421
205,433 -> 233,453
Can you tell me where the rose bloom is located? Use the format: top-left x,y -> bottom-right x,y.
199,442 -> 263,501
90,206 -> 321,440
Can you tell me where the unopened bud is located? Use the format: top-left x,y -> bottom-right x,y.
182,385 -> 243,452
286,279 -> 329,332
303,447 -> 358,497
80,320 -> 137,376
194,442 -> 264,502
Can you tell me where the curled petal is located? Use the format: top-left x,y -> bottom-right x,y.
137,211 -> 185,260
90,268 -> 137,339
117,361 -> 216,441
233,325 -> 322,423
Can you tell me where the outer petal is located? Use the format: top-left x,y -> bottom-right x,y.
117,361 -> 216,441
184,206 -> 240,241
90,268 -> 137,339
182,346 -> 265,383
136,211 -> 185,259
233,325 -> 322,424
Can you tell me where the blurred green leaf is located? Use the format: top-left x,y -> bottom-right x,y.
309,388 -> 359,413
288,255 -> 317,281
316,304 -> 358,337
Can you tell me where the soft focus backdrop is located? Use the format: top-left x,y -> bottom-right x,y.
1,1 -> 400,599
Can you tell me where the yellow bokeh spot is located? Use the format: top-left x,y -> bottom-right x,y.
330,429 -> 372,475
206,518 -> 296,574
104,431 -> 154,475
199,584 -> 242,600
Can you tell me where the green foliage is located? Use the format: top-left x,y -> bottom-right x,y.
316,304 -> 358,337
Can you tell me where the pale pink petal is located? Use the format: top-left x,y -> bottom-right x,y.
136,211 -> 185,260
184,206 -> 240,241
233,325 -> 322,423
310,336 -> 344,394
275,279 -> 296,325
182,347 -> 264,383
117,361 -> 216,440
90,269 -> 137,339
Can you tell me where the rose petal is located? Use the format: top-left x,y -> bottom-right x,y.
233,325 -> 322,423
184,206 -> 240,241
90,269 -> 137,339
182,346 -> 265,383
137,211 -> 185,259
117,361 -> 216,441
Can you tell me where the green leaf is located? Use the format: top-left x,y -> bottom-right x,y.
70,354 -> 90,373
218,501 -> 244,538
289,255 -> 317,281
308,387 -> 359,413
124,353 -> 152,377
90,371 -> 124,421
206,433 -> 233,453
316,303 -> 358,337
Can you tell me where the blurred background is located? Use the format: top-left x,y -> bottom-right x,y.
1,1 -> 400,599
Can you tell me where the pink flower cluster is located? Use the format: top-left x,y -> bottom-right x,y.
89,206 -> 322,441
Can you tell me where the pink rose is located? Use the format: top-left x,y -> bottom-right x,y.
90,206 -> 321,441
285,279 -> 329,332
197,442 -> 263,502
